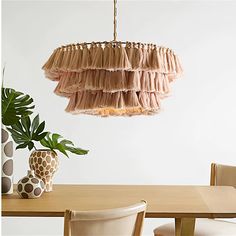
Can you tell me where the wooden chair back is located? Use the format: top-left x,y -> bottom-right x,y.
210,163 -> 236,188
64,200 -> 147,236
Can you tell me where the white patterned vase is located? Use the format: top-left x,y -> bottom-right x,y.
17,170 -> 44,199
1,125 -> 13,194
29,150 -> 59,192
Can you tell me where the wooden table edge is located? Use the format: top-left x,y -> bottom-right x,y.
2,211 -> 236,218
2,211 -> 64,217
2,185 -> 236,218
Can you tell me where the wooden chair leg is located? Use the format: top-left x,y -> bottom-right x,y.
64,210 -> 71,236
175,218 -> 195,236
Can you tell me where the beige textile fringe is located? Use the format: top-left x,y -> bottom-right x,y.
65,90 -> 161,116
42,41 -> 183,116
54,70 -> 172,95
43,42 -> 183,80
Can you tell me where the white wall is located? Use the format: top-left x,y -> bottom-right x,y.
2,0 -> 236,235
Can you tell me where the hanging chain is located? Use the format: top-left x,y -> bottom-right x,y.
113,0 -> 117,41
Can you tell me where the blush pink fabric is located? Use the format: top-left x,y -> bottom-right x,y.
43,42 -> 183,116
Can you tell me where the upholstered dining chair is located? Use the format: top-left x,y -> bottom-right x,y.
153,163 -> 236,236
64,200 -> 147,236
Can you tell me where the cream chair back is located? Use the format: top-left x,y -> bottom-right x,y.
64,201 -> 147,236
210,163 -> 236,188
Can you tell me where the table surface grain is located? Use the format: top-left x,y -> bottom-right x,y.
2,184 -> 236,218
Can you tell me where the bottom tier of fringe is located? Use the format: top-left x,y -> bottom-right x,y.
65,90 -> 161,116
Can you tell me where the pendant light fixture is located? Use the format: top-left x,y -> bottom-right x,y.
42,0 -> 183,117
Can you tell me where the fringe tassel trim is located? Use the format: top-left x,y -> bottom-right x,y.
54,70 -> 172,96
42,42 -> 183,77
65,90 -> 161,116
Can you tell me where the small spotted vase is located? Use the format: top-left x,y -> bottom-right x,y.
17,170 -> 44,199
1,126 -> 14,194
29,150 -> 59,192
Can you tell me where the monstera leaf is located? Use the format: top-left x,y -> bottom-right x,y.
2,87 -> 35,126
7,115 -> 48,151
40,133 -> 89,157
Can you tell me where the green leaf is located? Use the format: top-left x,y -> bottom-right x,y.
21,116 -> 31,135
31,114 -> 39,135
60,139 -> 74,146
11,123 -> 29,140
55,143 -> 69,157
34,121 -> 45,136
11,122 -> 25,135
11,136 -> 25,144
34,132 -> 48,141
40,137 -> 51,148
2,88 -> 34,126
28,141 -> 34,151
35,132 -> 88,158
8,115 -> 47,151
52,133 -> 62,145
65,146 -> 89,155
16,143 -> 28,150
45,132 -> 54,147
7,128 -> 28,141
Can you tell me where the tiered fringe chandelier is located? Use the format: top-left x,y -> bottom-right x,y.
42,0 -> 183,117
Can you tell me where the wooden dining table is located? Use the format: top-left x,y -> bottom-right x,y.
2,184 -> 236,236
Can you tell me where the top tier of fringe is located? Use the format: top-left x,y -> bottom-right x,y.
42,41 -> 183,79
